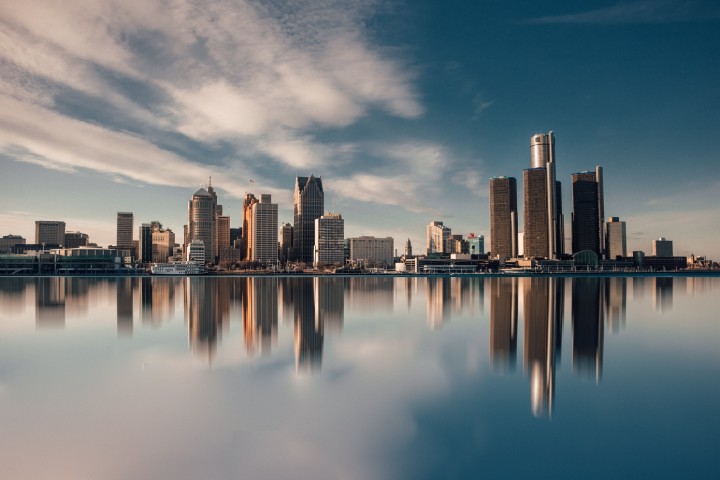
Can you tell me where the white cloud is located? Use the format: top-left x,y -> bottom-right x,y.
524,0 -> 720,24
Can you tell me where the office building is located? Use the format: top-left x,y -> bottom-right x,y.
186,239 -> 205,263
150,221 -> 175,263
250,194 -> 278,264
314,213 -> 344,265
348,236 -> 395,265
517,233 -> 524,256
490,176 -> 518,259
467,234 -> 484,256
138,223 -> 153,263
35,221 -> 66,246
293,175 -> 324,263
280,223 -> 293,262
242,193 -> 258,260
447,234 -> 466,254
0,234 -> 26,253
595,167 -> 605,258
524,133 -> 563,259
653,237 -> 673,257
216,215 -> 230,261
117,212 -> 134,249
604,217 -> 627,259
571,171 -> 600,255
405,238 -> 413,257
230,228 -> 242,248
64,232 -> 89,249
427,221 -> 451,254
187,187 -> 216,264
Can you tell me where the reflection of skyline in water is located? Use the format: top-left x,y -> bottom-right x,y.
490,277 -> 517,373
572,277 -> 604,383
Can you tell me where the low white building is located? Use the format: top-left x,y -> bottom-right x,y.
186,239 -> 205,263
348,236 -> 394,266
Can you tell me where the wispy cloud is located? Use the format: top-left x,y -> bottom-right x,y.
471,94 -> 494,119
524,0 -> 720,25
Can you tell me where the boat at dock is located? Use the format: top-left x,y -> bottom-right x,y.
150,262 -> 205,275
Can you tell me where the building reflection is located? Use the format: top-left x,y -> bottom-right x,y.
116,277 -> 134,337
572,277 -> 604,383
36,277 -> 65,329
242,278 -> 278,357
185,277 -> 220,363
653,277 -> 673,313
489,277 -> 517,373
427,277 -> 451,329
0,277 -> 28,317
603,278 -> 626,334
294,277 -> 323,374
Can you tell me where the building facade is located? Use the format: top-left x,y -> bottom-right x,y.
242,193 -> 258,260
467,234 -> 484,256
250,194 -> 278,264
64,232 -> 89,249
652,238 -> 673,257
427,221 -> 451,254
0,235 -> 26,253
314,213 -> 344,265
405,238 -> 412,257
187,188 -> 216,264
216,215 -> 230,261
490,176 -> 518,259
35,221 -> 66,247
349,236 -> 394,265
117,212 -> 134,249
280,223 -> 293,263
139,223 -> 153,263
150,221 -> 175,263
293,175 -> 324,263
186,239 -> 205,263
604,217 -> 627,259
571,171 -> 600,255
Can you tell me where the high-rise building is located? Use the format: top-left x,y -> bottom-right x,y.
524,132 -> 563,259
595,167 -> 605,258
653,237 -> 673,257
116,213 -> 133,249
604,217 -> 627,259
490,176 -> 518,259
216,215 -> 230,261
230,228 -> 242,246
187,187 -> 216,264
250,194 -> 278,264
242,193 -> 258,260
405,238 -> 413,257
571,171 -> 600,255
314,212 -> 344,265
427,221 -> 450,254
293,175 -> 324,263
138,224 -> 153,263
280,223 -> 293,262
467,234 -> 484,256
150,221 -> 175,263
35,221 -> 66,246
0,234 -> 26,253
348,236 -> 395,265
63,232 -> 89,249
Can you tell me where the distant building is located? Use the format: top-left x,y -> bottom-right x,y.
447,234 -> 467,254
604,217 -> 627,258
427,221 -> 450,254
150,221 -> 175,263
64,232 -> 89,249
242,193 -> 258,260
116,212 -> 134,249
571,171 -> 601,255
467,234 -> 484,256
517,233 -> 524,257
405,238 -> 413,257
186,239 -> 205,263
1,234 -> 26,253
138,223 -> 153,263
314,212 -> 344,265
490,176 -> 518,259
35,221 -> 66,247
250,194 -> 278,264
187,187 -> 216,264
230,228 -> 242,247
293,174 -> 324,263
349,236 -> 394,265
216,215 -> 230,260
653,237 -> 673,257
280,223 -> 293,262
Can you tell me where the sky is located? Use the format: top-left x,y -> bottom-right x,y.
1,0 -> 719,258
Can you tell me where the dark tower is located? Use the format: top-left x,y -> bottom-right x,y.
571,172 -> 601,255
489,176 -> 518,259
293,175 -> 324,263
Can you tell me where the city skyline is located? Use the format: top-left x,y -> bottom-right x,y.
1,1 -> 719,259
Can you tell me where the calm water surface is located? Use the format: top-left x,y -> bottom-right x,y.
0,276 -> 719,479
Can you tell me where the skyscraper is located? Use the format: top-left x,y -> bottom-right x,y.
524,133 -> 563,259
216,215 -> 230,261
604,217 -> 627,259
571,172 -> 600,255
242,193 -> 258,260
138,223 -> 152,263
652,237 -> 673,256
314,212 -> 344,265
427,221 -> 450,254
187,187 -> 216,264
35,221 -> 66,246
116,212 -> 133,249
280,223 -> 293,262
489,176 -> 518,259
293,175 -> 324,263
595,167 -> 605,258
250,194 -> 278,264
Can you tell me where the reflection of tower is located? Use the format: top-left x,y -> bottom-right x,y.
632,277 -> 647,301
523,277 -> 562,418
426,277 -> 451,329
653,277 -> 673,313
116,277 -> 134,337
0,278 -> 28,317
36,277 -> 65,329
490,277 -> 517,373
278,277 -> 295,326
294,278 -> 323,374
572,277 -> 604,383
315,278 -> 344,336
65,278 -> 89,318
603,277 -> 627,333
185,277 -> 220,362
243,278 -> 278,356
405,277 -> 414,311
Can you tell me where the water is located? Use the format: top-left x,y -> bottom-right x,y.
0,276 -> 718,479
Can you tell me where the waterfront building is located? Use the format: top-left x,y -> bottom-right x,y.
0,234 -> 26,253
35,221 -> 66,247
280,223 -> 293,262
138,223 -> 153,263
427,221 -> 451,254
525,133 -> 563,259
344,239 -> 351,261
595,167 -> 606,258
116,212 -> 133,249
314,213 -> 344,265
447,234 -> 467,254
293,174 -> 324,264
242,193 -> 258,260
216,215 -> 230,261
186,239 -> 205,263
349,236 -> 395,265
467,234 -> 484,256
604,217 -> 627,259
187,187 -> 216,264
489,176 -> 518,259
571,171 -> 600,255
150,221 -> 175,263
250,194 -> 278,264
64,232 -> 89,249
653,237 -> 673,257
405,238 -> 413,257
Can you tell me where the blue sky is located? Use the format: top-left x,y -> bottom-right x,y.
1,0 -> 719,258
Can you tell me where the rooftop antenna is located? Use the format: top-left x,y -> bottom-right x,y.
209,176 -> 212,188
